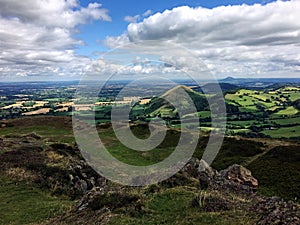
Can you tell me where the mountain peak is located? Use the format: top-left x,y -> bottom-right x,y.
162,85 -> 194,97
222,76 -> 236,81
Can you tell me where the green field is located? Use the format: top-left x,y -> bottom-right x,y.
274,106 -> 298,116
0,117 -> 74,143
221,86 -> 300,138
0,178 -> 72,225
269,117 -> 300,125
262,125 -> 300,138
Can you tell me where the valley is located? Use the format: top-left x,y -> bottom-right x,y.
1,79 -> 300,139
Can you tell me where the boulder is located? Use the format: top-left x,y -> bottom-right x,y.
181,158 -> 216,189
183,158 -> 216,178
198,159 -> 216,177
220,164 -> 258,188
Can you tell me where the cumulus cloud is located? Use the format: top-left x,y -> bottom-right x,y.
88,57 -> 180,78
106,1 -> 300,78
124,10 -> 153,24
142,10 -> 152,17
124,15 -> 140,23
0,0 -> 111,80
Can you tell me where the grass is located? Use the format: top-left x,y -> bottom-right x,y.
274,106 -> 298,115
262,125 -> 300,138
227,120 -> 259,127
251,94 -> 269,101
269,117 -> 300,125
287,92 -> 300,101
233,96 -> 256,107
0,178 -> 72,225
97,125 -> 266,173
182,111 -> 211,119
100,126 -> 180,166
0,117 -> 74,144
0,125 -> 69,136
108,187 -> 257,225
210,138 -> 264,170
224,88 -> 300,115
248,145 -> 300,201
239,105 -> 258,112
282,86 -> 300,91
229,128 -> 252,134
98,125 -> 266,172
0,115 -> 298,224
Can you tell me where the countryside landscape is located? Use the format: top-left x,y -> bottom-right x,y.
1,0 -> 300,224
1,78 -> 300,139
0,78 -> 299,224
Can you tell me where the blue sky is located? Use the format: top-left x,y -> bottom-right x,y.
76,0 -> 276,57
0,0 -> 299,81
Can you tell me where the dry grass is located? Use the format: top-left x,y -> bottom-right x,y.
22,108 -> 51,116
5,167 -> 37,181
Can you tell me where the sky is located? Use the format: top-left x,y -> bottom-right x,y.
0,0 -> 300,81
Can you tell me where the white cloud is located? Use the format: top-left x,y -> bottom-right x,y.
0,0 -> 111,80
0,0 -> 111,28
84,53 -> 189,82
124,15 -> 140,23
124,10 -> 153,24
106,1 -> 300,78
142,10 -> 152,17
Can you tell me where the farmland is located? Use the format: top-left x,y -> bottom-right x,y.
127,84 -> 300,139
0,80 -> 300,139
223,87 -> 300,138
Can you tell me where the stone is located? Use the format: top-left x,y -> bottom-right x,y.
198,159 -> 215,177
220,164 -> 258,188
23,132 -> 41,140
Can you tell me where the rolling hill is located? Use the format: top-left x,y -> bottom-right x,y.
143,85 -> 209,118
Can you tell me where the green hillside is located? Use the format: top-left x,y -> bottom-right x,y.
0,117 -> 299,224
130,84 -> 300,139
134,85 -> 208,119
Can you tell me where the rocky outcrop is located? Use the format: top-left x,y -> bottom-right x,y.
181,158 -> 258,193
216,164 -> 258,194
255,196 -> 300,225
0,134 -> 107,199
220,164 -> 258,188
76,186 -> 143,213
1,134 -> 299,225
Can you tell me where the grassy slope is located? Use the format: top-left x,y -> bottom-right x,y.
0,117 -> 75,225
262,125 -> 300,138
143,85 -> 208,117
0,178 -> 72,225
108,187 -> 258,225
0,117 -> 299,224
0,116 -> 75,144
248,145 -> 300,200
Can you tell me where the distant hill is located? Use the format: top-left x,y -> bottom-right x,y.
144,85 -> 208,117
219,76 -> 300,88
200,82 -> 240,94
220,76 -> 236,82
